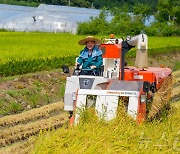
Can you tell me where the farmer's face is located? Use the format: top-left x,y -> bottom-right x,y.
86,41 -> 95,50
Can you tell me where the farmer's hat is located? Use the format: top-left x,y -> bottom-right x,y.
78,36 -> 101,45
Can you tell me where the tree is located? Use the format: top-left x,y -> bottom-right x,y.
110,4 -> 129,16
156,0 -> 171,22
133,3 -> 151,19
155,0 -> 179,25
72,0 -> 90,8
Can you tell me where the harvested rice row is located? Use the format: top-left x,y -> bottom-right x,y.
0,113 -> 69,147
172,75 -> 180,87
148,76 -> 173,118
172,86 -> 180,97
171,85 -> 180,102
171,72 -> 180,102
0,136 -> 36,154
175,77 -> 180,82
0,102 -> 64,128
172,71 -> 180,78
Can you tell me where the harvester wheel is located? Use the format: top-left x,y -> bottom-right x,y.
147,75 -> 173,119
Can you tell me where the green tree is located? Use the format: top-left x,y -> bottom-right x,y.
110,4 -> 129,16
77,9 -> 109,35
156,0 -> 171,22
169,0 -> 180,25
109,12 -> 144,36
155,0 -> 179,25
133,3 -> 151,20
71,0 -> 90,8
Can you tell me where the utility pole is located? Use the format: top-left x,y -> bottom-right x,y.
91,2 -> 94,8
68,0 -> 70,6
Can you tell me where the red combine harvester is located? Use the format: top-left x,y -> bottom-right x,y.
64,34 -> 172,125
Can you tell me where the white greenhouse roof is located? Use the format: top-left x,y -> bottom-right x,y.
0,4 -> 100,33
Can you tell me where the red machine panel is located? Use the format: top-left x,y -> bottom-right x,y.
101,44 -> 122,58
123,66 -> 172,89
123,67 -> 156,83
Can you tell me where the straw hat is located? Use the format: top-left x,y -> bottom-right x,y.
78,36 -> 101,45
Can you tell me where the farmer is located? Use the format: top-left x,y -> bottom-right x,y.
76,36 -> 103,76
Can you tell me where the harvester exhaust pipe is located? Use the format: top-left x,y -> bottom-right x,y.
121,40 -> 133,80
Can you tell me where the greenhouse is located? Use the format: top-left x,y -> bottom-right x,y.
0,4 -> 100,33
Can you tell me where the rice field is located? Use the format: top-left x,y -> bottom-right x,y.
0,32 -> 179,76
0,32 -> 179,63
0,32 -> 179,153
0,32 -> 82,63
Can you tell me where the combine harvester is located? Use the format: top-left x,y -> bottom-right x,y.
64,34 -> 172,125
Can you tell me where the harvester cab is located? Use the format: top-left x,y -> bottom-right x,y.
64,34 -> 172,125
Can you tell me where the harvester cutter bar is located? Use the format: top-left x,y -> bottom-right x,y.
74,89 -> 139,125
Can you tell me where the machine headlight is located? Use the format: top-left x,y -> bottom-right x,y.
140,94 -> 146,103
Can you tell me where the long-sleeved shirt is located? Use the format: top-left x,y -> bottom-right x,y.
77,46 -> 103,71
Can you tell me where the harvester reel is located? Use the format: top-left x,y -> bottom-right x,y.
147,75 -> 173,119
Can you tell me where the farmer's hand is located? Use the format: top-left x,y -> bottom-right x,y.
75,62 -> 79,66
90,65 -> 96,69
75,62 -> 80,69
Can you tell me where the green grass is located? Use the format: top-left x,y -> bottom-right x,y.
33,103 -> 180,153
174,62 -> 180,71
6,90 -> 20,98
0,100 -> 23,115
148,37 -> 180,49
8,101 -> 23,113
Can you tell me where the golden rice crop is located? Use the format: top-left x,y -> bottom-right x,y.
33,103 -> 180,153
147,76 -> 173,119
